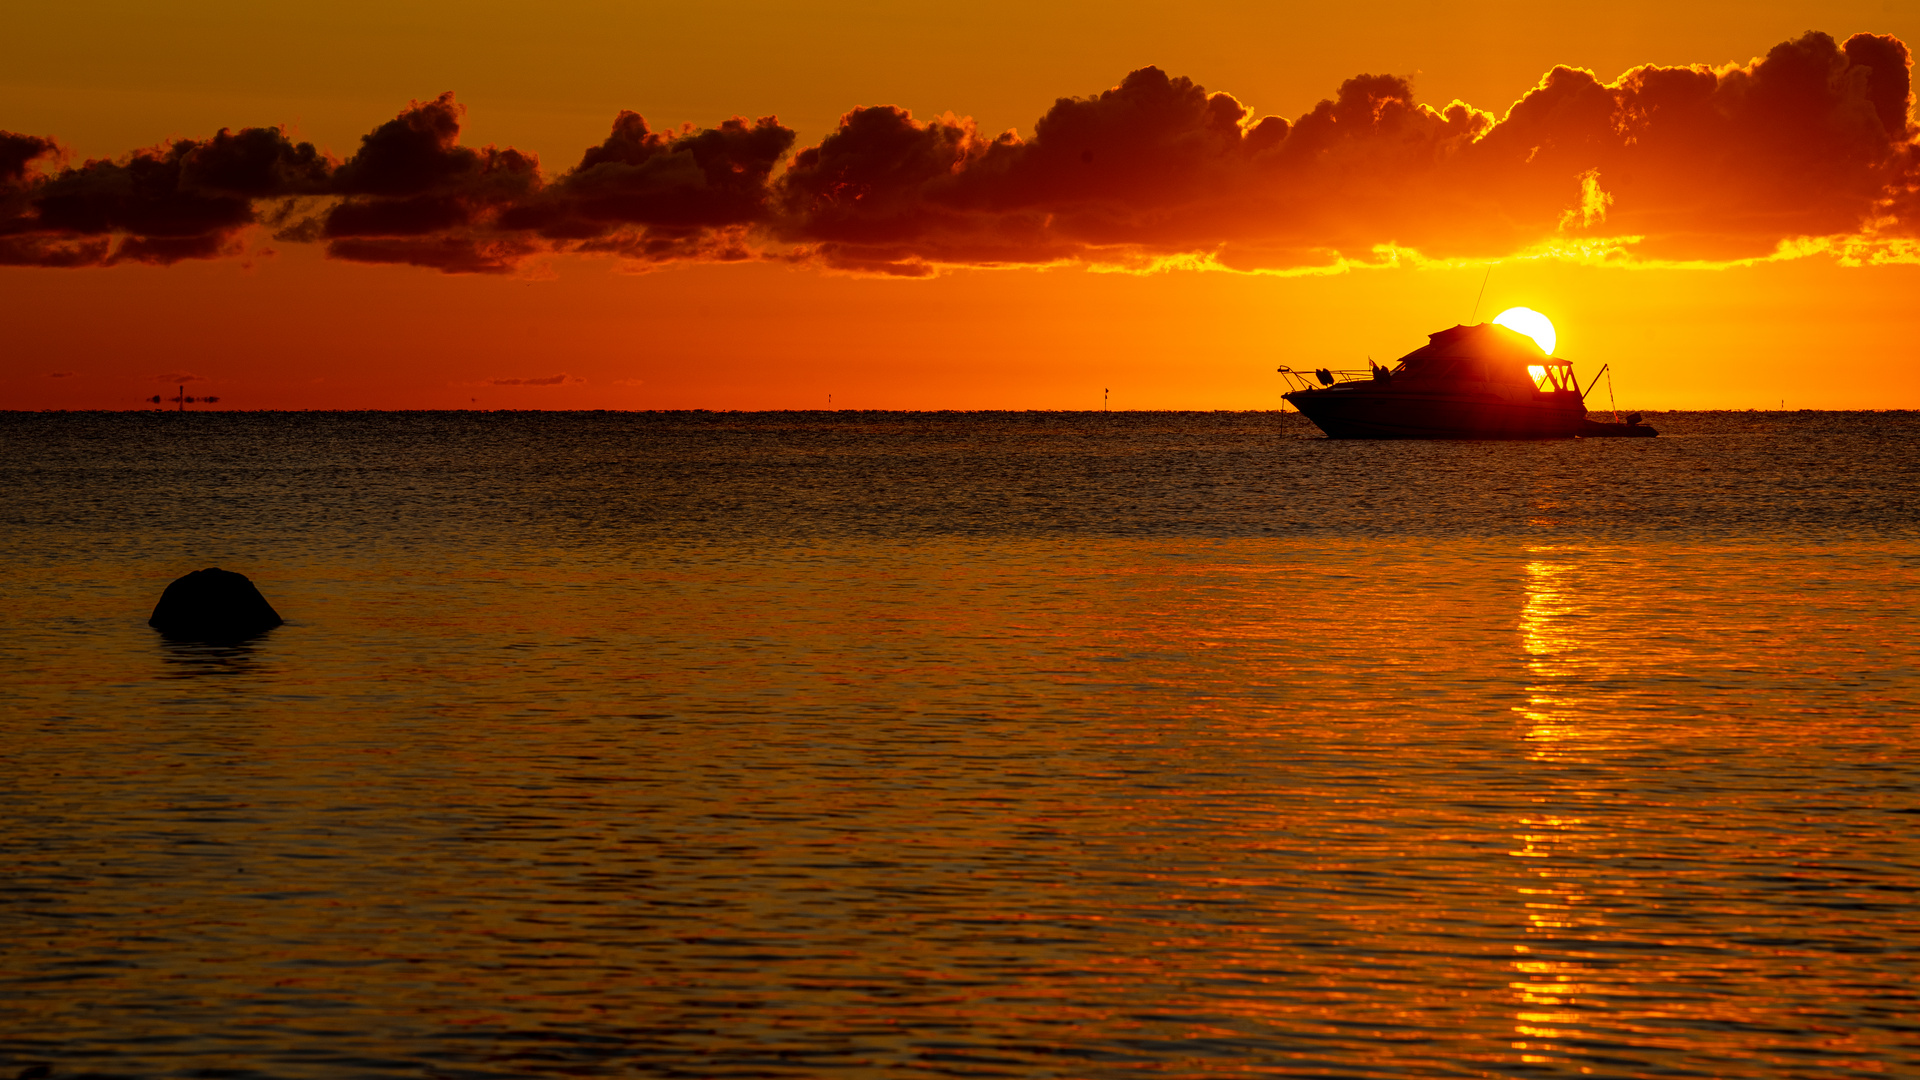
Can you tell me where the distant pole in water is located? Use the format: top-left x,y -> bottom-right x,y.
1468,265 -> 1493,324
1104,387 -> 1109,412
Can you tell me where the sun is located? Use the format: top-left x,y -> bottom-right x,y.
1491,307 -> 1556,356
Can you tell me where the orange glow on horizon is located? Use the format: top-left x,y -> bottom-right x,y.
1,3 -> 1917,410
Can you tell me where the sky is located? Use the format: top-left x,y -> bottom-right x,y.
3,0 -> 1917,411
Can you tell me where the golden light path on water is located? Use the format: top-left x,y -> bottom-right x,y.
1502,543 -> 1913,1073
1514,552 -> 1613,1070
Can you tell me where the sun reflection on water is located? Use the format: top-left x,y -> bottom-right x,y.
1515,549 -> 1643,759
1508,548 -> 1624,1070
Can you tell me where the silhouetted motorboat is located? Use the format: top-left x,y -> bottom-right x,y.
1279,322 -> 1656,439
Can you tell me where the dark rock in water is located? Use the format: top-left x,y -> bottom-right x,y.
149,568 -> 283,640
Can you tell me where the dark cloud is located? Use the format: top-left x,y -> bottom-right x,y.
113,232 -> 237,264
316,99 -> 793,271
183,127 -> 332,196
1465,31 -> 1916,260
773,105 -> 1064,274
0,133 -> 65,264
0,234 -> 112,268
780,105 -> 999,240
563,112 -> 793,226
496,113 -> 794,249
774,32 -> 1918,271
975,67 -> 1275,211
1,132 -> 58,186
331,92 -> 492,196
5,31 -> 1916,275
572,223 -> 760,265
487,374 -> 577,385
326,236 -> 535,274
772,67 -> 1494,273
324,195 -> 471,238
0,126 -> 327,267
1845,33 -> 1915,140
316,93 -> 540,253
34,155 -> 251,237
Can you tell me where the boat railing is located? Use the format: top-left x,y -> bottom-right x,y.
1275,366 -> 1390,391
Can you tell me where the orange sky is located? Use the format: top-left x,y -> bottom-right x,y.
4,0 -> 1917,410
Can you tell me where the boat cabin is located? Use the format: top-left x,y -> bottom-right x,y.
1388,323 -> 1572,394
1280,323 -> 1579,396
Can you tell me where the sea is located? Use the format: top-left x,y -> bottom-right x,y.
2,409 -> 1916,1079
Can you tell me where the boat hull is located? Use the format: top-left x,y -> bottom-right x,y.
1283,386 -> 1654,439
1578,418 -> 1658,438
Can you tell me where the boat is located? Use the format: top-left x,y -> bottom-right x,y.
1278,322 -> 1656,439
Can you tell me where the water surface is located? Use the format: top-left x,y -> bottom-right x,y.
3,410 -> 1916,1078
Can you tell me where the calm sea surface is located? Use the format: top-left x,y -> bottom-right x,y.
2,410 -> 1917,1079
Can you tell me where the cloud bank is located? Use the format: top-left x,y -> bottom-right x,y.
2,30 -> 1913,276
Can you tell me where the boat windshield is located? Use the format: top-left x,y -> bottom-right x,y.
1528,361 -> 1576,392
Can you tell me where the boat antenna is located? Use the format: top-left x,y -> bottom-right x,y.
1468,265 -> 1492,324
1607,367 -> 1619,423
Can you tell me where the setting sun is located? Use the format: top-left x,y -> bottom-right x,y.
1493,308 -> 1557,356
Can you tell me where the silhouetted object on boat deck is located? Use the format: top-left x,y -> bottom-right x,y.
149,568 -> 283,640
144,388 -> 221,409
1277,323 -> 1657,439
